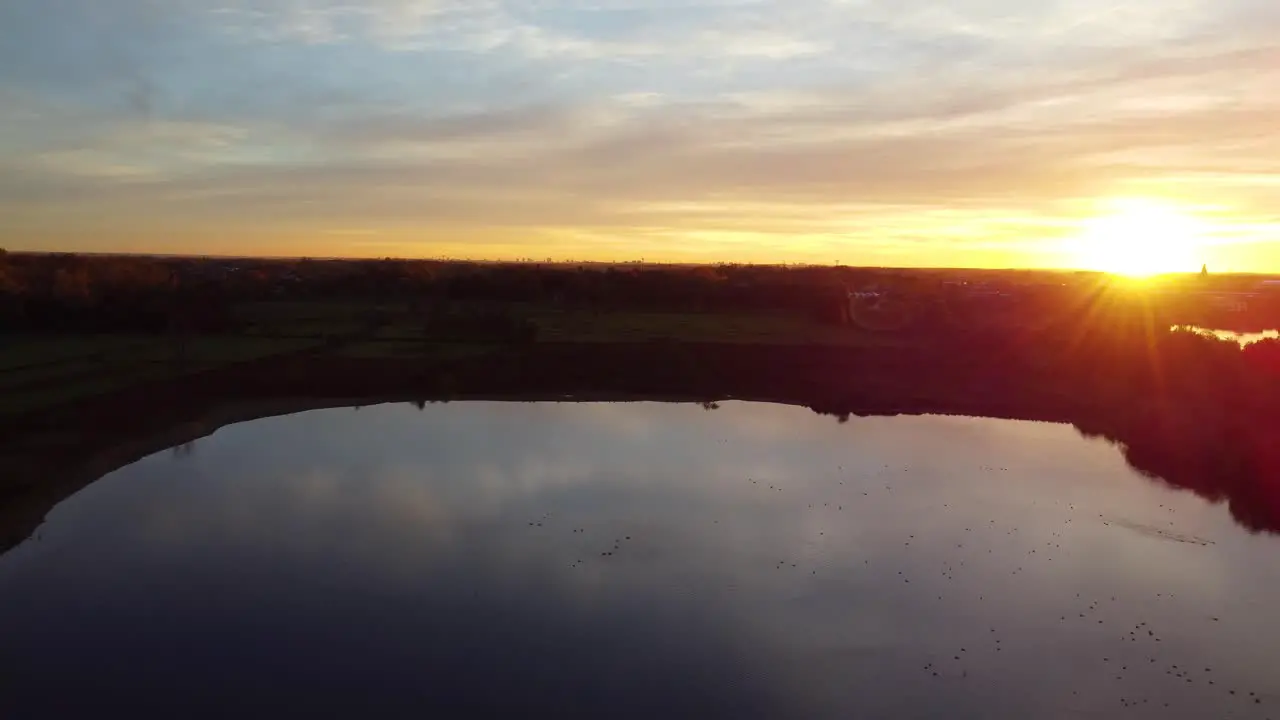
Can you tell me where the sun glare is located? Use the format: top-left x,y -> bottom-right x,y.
1072,200 -> 1205,277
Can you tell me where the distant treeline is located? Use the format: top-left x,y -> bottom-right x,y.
3,252 -> 1278,335
0,252 -> 235,334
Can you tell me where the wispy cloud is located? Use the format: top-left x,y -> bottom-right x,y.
1,0 -> 1278,266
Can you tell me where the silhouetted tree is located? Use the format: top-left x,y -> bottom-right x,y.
0,255 -> 17,295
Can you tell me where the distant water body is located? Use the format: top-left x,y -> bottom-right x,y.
1176,325 -> 1279,346
1,402 -> 1277,718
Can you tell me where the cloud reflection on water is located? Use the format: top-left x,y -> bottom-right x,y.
1,402 -> 1278,718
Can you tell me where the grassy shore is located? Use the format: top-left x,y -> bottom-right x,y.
0,300 -> 901,419
1,335 -> 1277,557
0,335 -> 321,417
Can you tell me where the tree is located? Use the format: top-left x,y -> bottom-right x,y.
52,266 -> 94,306
0,254 -> 22,327
0,253 -> 16,294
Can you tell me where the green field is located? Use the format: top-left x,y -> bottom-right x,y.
0,335 -> 318,417
528,310 -> 892,345
0,301 -> 894,419
335,341 -> 497,361
237,301 -> 375,338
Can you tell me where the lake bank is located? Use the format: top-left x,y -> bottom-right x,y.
2,339 -> 1278,554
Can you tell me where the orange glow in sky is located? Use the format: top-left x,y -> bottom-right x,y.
2,2 -> 1279,270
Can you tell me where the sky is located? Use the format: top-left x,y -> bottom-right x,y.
1,0 -> 1278,270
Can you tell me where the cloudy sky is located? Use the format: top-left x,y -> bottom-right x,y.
1,0 -> 1278,269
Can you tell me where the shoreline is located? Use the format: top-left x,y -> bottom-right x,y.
1,340 -> 1277,554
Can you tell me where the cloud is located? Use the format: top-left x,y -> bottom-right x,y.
211,0 -> 470,44
2,0 -> 1280,264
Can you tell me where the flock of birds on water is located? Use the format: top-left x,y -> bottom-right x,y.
517,451 -> 1274,717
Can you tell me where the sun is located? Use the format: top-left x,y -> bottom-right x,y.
1071,199 -> 1205,277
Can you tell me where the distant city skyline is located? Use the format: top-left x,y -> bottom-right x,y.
2,1 -> 1279,271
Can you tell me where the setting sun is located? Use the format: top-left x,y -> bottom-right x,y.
1071,200 -> 1206,277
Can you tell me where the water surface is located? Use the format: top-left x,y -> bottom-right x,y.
1,402 -> 1277,718
1175,325 -> 1279,346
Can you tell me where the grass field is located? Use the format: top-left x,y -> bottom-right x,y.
233,299 -> 893,346
528,310 -> 897,345
335,341 -> 496,361
0,302 -> 896,419
0,336 -> 159,373
0,336 -> 318,417
236,301 -> 377,339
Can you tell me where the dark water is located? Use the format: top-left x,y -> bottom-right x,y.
2,402 -> 1278,719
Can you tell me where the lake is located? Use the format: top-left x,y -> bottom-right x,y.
1,401 -> 1277,718
1176,326 -> 1279,346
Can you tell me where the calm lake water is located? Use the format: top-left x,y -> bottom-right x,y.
1,401 -> 1278,719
